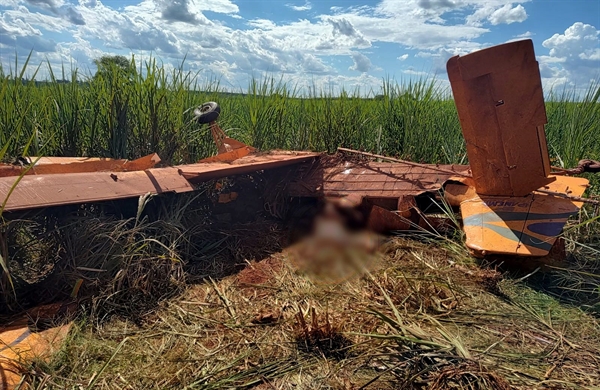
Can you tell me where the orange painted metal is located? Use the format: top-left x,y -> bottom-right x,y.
0,167 -> 193,212
0,152 -> 318,212
121,153 -> 162,171
198,120 -> 257,162
179,151 -> 320,183
460,175 -> 589,256
0,153 -> 160,178
1,304 -> 74,389
208,122 -> 256,156
367,205 -> 412,233
447,39 -> 554,196
198,146 -> 255,163
443,183 -> 478,207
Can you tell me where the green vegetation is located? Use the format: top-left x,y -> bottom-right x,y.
2,59 -> 598,169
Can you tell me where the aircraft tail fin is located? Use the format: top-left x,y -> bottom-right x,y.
447,39 -> 554,197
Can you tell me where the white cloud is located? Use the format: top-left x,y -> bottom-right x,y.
328,17 -> 357,37
1,5 -> 72,33
78,0 -> 96,7
506,30 -> 534,43
160,0 -> 198,24
515,31 -> 533,38
414,40 -> 483,74
322,16 -> 371,47
0,33 -> 57,52
403,68 -> 429,77
24,0 -> 64,12
121,27 -> 180,53
177,0 -> 238,14
416,0 -> 457,10
64,6 -> 85,25
56,36 -> 103,63
0,10 -> 43,36
544,22 -> 599,59
398,54 -> 409,61
328,2 -> 489,50
247,19 -> 276,30
542,22 -> 600,86
488,4 -> 526,25
286,1 -> 311,11
580,49 -> 600,61
466,2 -> 530,27
349,52 -> 372,73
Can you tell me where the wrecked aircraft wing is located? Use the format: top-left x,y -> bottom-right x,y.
0,168 -> 194,211
0,152 -> 320,213
459,175 -> 589,257
178,151 -> 319,183
0,153 -> 161,178
287,157 -> 470,200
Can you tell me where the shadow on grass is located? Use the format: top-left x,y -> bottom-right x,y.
478,244 -> 600,319
0,167 -> 316,325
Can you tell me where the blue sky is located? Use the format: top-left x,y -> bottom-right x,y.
0,0 -> 598,95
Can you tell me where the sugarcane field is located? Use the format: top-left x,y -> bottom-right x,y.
0,39 -> 599,389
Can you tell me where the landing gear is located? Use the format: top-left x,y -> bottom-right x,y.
193,101 -> 221,124
193,102 -> 255,162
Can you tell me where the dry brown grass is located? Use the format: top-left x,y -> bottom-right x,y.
13,227 -> 599,390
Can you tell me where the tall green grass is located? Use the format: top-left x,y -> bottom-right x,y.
546,81 -> 600,169
1,58 -> 219,164
0,59 -> 598,170
0,54 -> 50,304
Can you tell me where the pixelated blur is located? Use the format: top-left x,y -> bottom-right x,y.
289,203 -> 383,284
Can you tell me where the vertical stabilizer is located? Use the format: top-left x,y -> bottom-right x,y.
447,39 -> 554,196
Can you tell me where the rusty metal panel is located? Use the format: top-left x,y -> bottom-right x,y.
367,205 -> 412,233
197,146 -> 254,163
447,39 -> 554,196
122,153 -> 162,171
28,157 -> 116,164
0,167 -> 193,212
287,160 -> 469,198
0,152 -> 317,212
0,154 -> 160,177
179,152 -> 320,183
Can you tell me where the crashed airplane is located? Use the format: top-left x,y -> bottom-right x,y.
0,39 -> 596,259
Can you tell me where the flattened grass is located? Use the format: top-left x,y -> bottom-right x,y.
19,226 -> 600,389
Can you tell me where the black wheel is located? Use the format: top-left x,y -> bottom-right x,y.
194,101 -> 221,124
